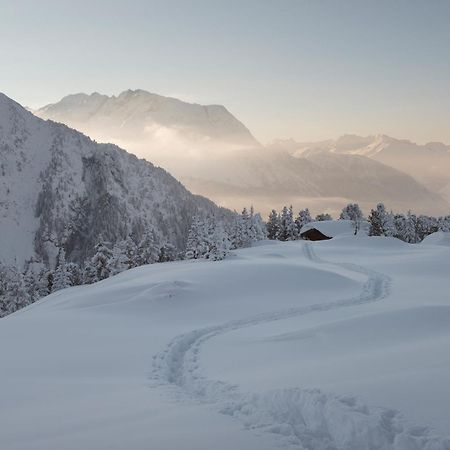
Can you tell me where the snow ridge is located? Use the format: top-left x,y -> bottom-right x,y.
152,242 -> 450,449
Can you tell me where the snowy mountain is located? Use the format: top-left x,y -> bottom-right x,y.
259,143 -> 448,216
1,237 -> 450,449
0,92 -> 225,268
36,89 -> 259,149
36,91 -> 448,216
291,134 -> 450,202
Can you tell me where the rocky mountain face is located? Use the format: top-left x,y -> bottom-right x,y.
0,93 -> 224,269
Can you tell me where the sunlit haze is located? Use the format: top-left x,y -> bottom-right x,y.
2,0 -> 450,144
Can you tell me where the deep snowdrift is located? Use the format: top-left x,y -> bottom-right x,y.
1,238 -> 449,449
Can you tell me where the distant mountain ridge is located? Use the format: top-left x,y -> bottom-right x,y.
289,134 -> 450,201
37,89 -> 260,148
35,91 -> 449,216
0,92 -> 224,268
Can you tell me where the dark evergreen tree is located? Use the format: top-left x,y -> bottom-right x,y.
267,209 -> 280,240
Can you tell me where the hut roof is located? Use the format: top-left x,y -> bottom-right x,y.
300,220 -> 358,238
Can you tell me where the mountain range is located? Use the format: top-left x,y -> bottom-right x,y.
289,134 -> 450,201
36,90 -> 449,216
0,93 -> 224,269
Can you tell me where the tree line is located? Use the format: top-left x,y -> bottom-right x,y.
2,202 -> 449,317
265,202 -> 450,242
0,208 -> 266,317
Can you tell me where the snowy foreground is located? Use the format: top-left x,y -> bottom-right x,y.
1,237 -> 450,450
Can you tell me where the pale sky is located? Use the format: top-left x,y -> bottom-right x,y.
1,0 -> 450,144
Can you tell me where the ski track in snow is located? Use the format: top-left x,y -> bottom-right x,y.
151,242 -> 450,450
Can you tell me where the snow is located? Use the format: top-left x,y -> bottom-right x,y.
421,231 -> 450,247
300,219 -> 366,237
1,237 -> 450,449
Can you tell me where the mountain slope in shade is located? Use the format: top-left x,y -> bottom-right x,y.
0,92 -> 224,268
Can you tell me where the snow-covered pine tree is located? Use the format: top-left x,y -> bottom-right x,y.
137,229 -> 160,265
340,203 -> 364,235
394,212 -> 417,243
52,248 -> 72,292
158,243 -> 177,262
185,215 -> 208,259
90,239 -> 113,281
278,206 -> 297,241
37,268 -> 53,297
368,203 -> 396,237
266,209 -> 280,240
438,215 -> 450,232
123,236 -> 139,270
250,208 -> 267,242
108,241 -> 129,276
82,262 -> 97,285
228,215 -> 242,250
0,268 -> 30,316
295,208 -> 312,236
415,215 -> 438,241
66,262 -> 82,286
205,219 -> 231,261
23,269 -> 40,303
406,212 -> 419,243
237,207 -> 252,248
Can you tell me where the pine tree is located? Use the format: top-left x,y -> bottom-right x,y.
107,241 -> 129,276
66,262 -> 82,286
2,269 -> 30,316
185,215 -> 208,259
295,208 -> 312,236
250,209 -> 267,241
90,239 -> 113,281
279,206 -> 296,241
267,209 -> 280,240
23,269 -> 40,303
52,248 -> 72,292
340,203 -> 364,235
368,203 -> 395,237
82,263 -> 97,285
37,268 -> 53,297
205,220 -> 231,261
159,243 -> 177,262
123,236 -> 139,270
415,215 -> 438,241
137,229 -> 160,265
238,207 -> 252,248
394,212 -> 417,243
438,215 -> 450,232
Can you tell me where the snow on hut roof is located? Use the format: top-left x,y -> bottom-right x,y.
300,220 -> 359,238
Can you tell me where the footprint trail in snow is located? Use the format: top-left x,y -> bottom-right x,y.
152,242 -> 450,450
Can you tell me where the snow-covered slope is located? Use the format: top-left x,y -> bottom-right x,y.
1,238 -> 449,449
421,231 -> 450,247
0,92 -> 224,268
